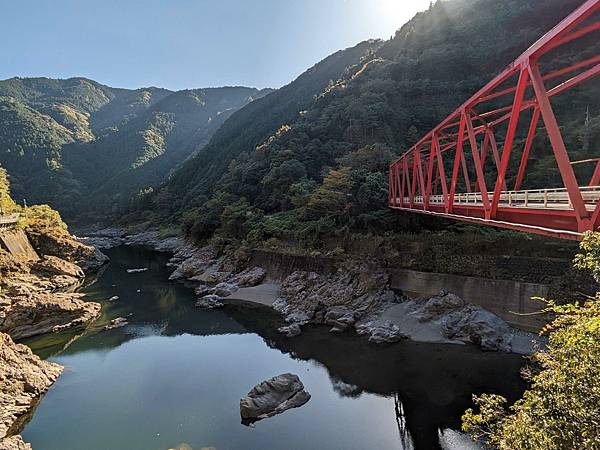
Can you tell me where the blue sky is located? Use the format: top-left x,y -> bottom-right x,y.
1,0 -> 431,90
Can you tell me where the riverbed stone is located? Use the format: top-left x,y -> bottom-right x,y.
278,323 -> 302,337
231,267 -> 267,287
213,282 -> 239,298
240,373 -> 311,424
195,295 -> 224,309
440,305 -> 512,352
104,317 -> 129,330
356,320 -> 407,344
324,306 -> 355,332
415,292 -> 466,322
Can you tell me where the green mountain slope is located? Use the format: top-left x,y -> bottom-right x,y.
164,39 -> 382,207
0,77 -> 271,218
144,0 -> 599,248
60,87 -> 272,217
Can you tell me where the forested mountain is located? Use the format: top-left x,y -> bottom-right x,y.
2,0 -> 598,249
132,0 -> 599,249
0,77 -> 271,219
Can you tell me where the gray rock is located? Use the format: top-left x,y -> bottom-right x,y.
440,305 -> 512,352
240,373 -> 311,424
0,333 -> 62,441
324,306 -> 355,332
213,282 -> 239,298
195,295 -> 224,310
278,323 -> 302,338
356,320 -> 406,344
285,312 -> 311,324
415,292 -> 465,322
104,317 -> 128,330
232,267 -> 267,287
194,285 -> 214,298
272,298 -> 290,315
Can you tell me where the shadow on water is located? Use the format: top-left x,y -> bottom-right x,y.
21,245 -> 526,450
224,303 -> 526,449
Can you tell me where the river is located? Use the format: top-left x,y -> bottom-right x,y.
21,246 -> 526,450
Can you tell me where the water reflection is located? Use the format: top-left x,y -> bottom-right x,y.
21,246 -> 524,450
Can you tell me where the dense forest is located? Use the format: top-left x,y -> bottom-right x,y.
123,0 -> 599,252
1,0 -> 598,255
0,77 -> 271,219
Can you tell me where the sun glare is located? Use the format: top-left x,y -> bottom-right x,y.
370,0 -> 433,37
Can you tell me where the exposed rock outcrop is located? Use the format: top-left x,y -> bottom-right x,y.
27,230 -> 107,274
0,287 -> 101,340
240,373 -> 311,424
0,231 -> 102,341
0,333 -> 62,447
273,264 -> 540,353
33,255 -> 84,279
0,435 -> 32,450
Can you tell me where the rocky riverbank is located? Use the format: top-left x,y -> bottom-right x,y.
0,333 -> 63,449
0,236 -> 104,341
0,226 -> 105,448
87,228 -> 542,354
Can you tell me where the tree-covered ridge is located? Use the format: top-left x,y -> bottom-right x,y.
143,0 -> 598,250
164,39 -> 382,205
0,76 -> 271,219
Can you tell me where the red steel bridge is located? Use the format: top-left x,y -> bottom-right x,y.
388,0 -> 600,240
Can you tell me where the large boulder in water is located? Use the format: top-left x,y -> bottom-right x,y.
240,373 -> 311,424
440,304 -> 513,352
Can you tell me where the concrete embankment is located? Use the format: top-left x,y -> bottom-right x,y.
0,229 -> 38,261
251,250 -> 551,332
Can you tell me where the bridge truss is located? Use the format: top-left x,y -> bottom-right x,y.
388,0 -> 600,240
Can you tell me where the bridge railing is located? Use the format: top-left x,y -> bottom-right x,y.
389,0 -> 600,239
402,185 -> 600,210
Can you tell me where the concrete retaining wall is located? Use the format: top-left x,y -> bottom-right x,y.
0,229 -> 39,261
250,250 -> 552,332
389,269 -> 550,332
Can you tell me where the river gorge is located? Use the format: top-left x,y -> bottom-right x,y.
16,245 -> 527,450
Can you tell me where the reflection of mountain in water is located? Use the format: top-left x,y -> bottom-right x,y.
223,303 -> 526,450
25,245 -> 525,449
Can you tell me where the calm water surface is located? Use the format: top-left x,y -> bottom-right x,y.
21,246 -> 526,450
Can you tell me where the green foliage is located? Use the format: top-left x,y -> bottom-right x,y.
21,204 -> 69,237
0,78 -> 271,221
574,231 -> 600,283
155,0 -> 597,249
462,233 -> 600,449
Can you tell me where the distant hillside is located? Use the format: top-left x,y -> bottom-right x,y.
0,77 -> 271,218
138,0 -> 599,249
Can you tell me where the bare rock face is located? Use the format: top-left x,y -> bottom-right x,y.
0,333 -> 62,443
0,435 -> 32,450
0,288 -> 101,340
275,263 -> 399,338
33,255 -> 85,279
28,231 -> 107,274
240,373 -> 311,424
